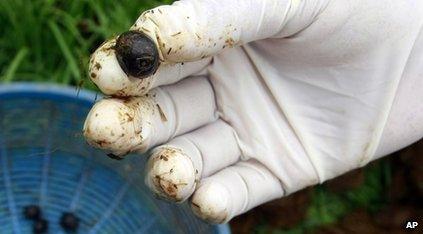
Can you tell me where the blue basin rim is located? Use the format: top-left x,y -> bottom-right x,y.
0,82 -> 231,234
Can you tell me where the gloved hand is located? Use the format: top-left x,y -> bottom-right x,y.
83,0 -> 423,223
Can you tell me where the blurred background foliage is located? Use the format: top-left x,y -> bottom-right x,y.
0,0 -> 421,233
232,142 -> 422,233
0,0 -> 172,89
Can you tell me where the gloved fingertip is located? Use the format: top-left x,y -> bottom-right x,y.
145,146 -> 197,202
83,97 -> 152,157
190,181 -> 231,224
89,38 -> 155,97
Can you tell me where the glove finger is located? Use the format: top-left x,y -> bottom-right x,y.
83,76 -> 217,158
88,38 -> 211,97
190,160 -> 284,223
145,120 -> 241,202
134,0 -> 304,63
89,0 -> 314,97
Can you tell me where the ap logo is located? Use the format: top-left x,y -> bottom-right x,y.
406,221 -> 418,229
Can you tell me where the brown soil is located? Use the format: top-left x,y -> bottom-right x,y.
230,140 -> 423,233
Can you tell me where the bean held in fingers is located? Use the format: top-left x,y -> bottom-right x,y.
115,31 -> 159,78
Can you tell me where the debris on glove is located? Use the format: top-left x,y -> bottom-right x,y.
146,147 -> 197,202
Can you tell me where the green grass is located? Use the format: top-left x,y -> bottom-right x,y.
0,0 -> 172,89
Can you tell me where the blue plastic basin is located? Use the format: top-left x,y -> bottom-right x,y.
0,83 -> 230,234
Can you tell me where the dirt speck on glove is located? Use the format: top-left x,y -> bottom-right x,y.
147,147 -> 196,202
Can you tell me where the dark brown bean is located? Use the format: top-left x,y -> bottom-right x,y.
60,212 -> 80,232
115,31 -> 159,78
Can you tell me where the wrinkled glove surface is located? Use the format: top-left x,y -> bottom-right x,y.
84,0 -> 423,223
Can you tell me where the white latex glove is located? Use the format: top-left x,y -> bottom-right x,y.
83,0 -> 423,223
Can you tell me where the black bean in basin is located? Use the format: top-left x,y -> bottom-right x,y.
60,212 -> 80,231
23,205 -> 42,220
33,218 -> 48,234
